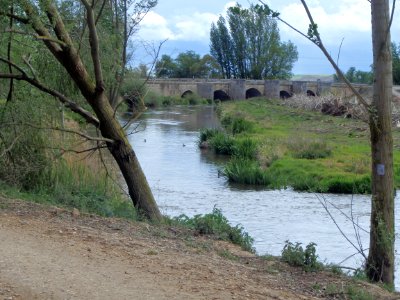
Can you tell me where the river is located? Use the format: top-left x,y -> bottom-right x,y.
125,105 -> 400,287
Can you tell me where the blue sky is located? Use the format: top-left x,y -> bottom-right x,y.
134,0 -> 400,75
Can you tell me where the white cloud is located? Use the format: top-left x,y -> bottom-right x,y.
279,0 -> 371,44
138,11 -> 174,40
138,5 -> 222,42
172,12 -> 218,41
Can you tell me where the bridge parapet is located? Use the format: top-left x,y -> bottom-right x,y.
145,78 -> 373,101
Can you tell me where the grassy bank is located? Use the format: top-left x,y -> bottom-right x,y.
202,99 -> 400,193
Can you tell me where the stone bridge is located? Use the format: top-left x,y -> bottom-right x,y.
146,78 -> 372,100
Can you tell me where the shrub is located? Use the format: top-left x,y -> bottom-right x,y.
224,158 -> 269,185
232,117 -> 254,135
199,128 -> 221,143
209,132 -> 236,155
221,115 -> 254,135
182,92 -> 208,105
281,241 -> 322,271
172,207 -> 254,252
233,138 -> 258,159
322,175 -> 371,194
289,138 -> 332,159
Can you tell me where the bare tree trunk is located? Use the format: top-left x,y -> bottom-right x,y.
366,0 -> 394,285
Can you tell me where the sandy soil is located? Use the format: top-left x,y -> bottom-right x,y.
0,197 -> 398,300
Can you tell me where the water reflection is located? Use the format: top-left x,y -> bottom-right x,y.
125,105 -> 400,288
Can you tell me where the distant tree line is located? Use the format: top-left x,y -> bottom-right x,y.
154,4 -> 298,80
336,42 -> 400,85
154,51 -> 221,78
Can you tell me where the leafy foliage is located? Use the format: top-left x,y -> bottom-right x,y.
224,158 -> 269,185
281,241 -> 322,272
155,51 -> 221,78
210,3 -> 298,79
172,207 -> 254,252
334,67 -> 373,84
288,138 -> 332,160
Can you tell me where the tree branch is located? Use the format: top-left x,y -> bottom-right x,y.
4,29 -> 68,46
0,134 -> 21,159
6,5 -> 14,102
0,11 -> 29,24
0,57 -> 99,127
1,122 -> 113,143
81,0 -> 104,91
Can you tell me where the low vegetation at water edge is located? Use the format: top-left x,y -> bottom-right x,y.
199,99 -> 400,193
168,207 -> 254,252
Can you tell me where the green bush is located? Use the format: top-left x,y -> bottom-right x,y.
322,175 -> 371,194
172,207 -> 254,252
47,159 -> 137,219
0,97 -> 52,190
199,128 -> 221,143
221,115 -> 254,135
233,138 -> 258,159
224,158 -> 269,185
289,138 -> 332,159
182,92 -> 208,105
209,132 -> 236,155
232,117 -> 254,135
281,241 -> 322,271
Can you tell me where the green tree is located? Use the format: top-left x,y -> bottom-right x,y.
174,51 -> 209,78
334,67 -> 373,84
210,17 -> 234,78
155,51 -> 220,78
392,42 -> 400,85
209,4 -> 298,79
155,54 -> 177,78
0,0 -> 162,221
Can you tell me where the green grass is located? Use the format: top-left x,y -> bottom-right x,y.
0,159 -> 137,220
211,99 -> 400,193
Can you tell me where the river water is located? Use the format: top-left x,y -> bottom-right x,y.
125,105 -> 400,287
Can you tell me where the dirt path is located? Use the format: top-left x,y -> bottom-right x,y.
0,197 -> 397,300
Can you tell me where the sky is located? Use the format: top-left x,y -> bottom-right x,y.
133,0 -> 400,75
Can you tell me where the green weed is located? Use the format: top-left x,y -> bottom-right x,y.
199,128 -> 221,143
281,241 -> 322,272
233,138 -> 258,159
345,285 -> 374,300
289,138 -> 332,159
209,132 -> 236,155
224,158 -> 269,185
171,207 -> 254,252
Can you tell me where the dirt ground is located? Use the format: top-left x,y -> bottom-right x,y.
0,197 -> 398,300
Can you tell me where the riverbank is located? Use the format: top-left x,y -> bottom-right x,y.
205,99 -> 400,193
0,196 -> 398,300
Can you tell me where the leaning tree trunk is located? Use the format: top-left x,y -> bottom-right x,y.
16,0 -> 162,221
94,93 -> 162,221
366,0 -> 395,285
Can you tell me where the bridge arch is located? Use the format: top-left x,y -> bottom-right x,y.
214,90 -> 231,101
280,91 -> 292,99
307,90 -> 316,97
246,88 -> 262,99
181,90 -> 194,98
